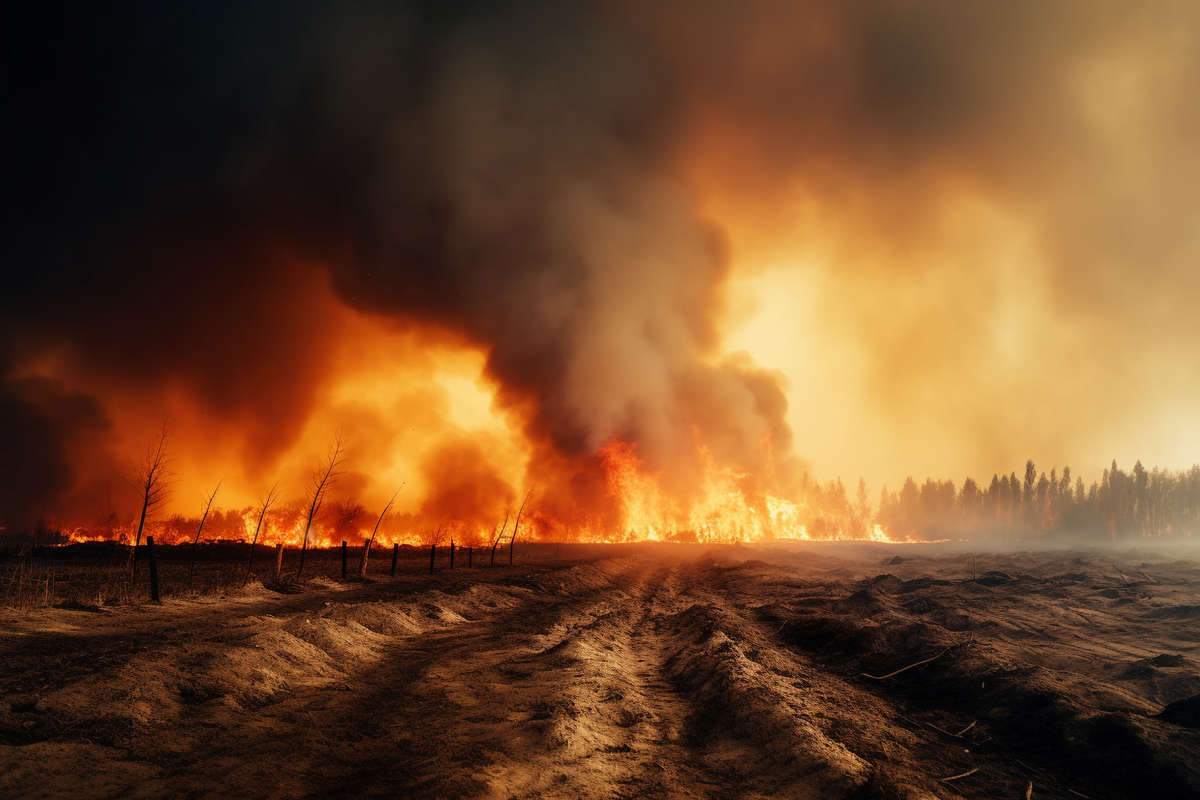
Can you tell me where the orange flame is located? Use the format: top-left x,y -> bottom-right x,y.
579,440 -> 911,543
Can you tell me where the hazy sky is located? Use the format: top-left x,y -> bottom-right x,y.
687,2 -> 1200,490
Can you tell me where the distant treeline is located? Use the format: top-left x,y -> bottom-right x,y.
873,460 -> 1200,540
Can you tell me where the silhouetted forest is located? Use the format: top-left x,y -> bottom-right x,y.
873,460 -> 1200,541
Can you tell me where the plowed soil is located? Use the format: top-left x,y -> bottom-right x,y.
2,544 -> 1198,799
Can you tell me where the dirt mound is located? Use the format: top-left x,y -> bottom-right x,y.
662,603 -> 872,797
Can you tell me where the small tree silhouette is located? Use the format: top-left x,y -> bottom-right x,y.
187,480 -> 222,588
129,424 -> 170,582
245,482 -> 280,583
360,489 -> 399,578
297,436 -> 343,580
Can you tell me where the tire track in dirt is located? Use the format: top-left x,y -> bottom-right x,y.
1,568 -> 584,799
291,559 -> 701,799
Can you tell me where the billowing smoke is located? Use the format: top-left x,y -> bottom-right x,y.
3,2 -> 1197,533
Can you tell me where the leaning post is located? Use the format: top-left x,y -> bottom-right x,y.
391,543 -> 399,577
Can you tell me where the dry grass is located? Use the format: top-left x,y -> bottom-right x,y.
0,542 -> 471,609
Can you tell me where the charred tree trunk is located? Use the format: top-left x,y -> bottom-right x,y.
467,546 -> 472,568
129,425 -> 168,582
245,542 -> 257,583
341,541 -> 347,579
130,500 -> 148,582
450,540 -> 455,569
390,543 -> 399,577
146,536 -> 161,604
429,542 -> 436,575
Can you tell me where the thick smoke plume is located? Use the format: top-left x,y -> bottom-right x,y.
3,2 -> 1198,533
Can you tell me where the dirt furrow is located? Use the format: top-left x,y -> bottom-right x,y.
5,548 -> 1199,800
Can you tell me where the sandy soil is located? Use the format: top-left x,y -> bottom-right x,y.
1,544 -> 1198,799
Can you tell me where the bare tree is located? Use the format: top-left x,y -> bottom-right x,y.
297,436 -> 343,579
129,424 -> 170,581
509,490 -> 532,567
489,511 -> 510,567
359,489 -> 398,578
245,482 -> 280,583
428,523 -> 445,575
187,481 -> 222,588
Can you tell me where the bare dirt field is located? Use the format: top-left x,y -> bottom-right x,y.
2,543 -> 1199,799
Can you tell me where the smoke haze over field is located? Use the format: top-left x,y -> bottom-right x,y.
3,2 -> 1199,533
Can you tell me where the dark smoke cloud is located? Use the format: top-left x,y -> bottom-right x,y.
0,376 -> 112,531
4,2 -> 1195,527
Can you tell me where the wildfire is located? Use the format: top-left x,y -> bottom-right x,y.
65,527 -> 129,545
45,441 -> 923,548
591,440 -> 908,544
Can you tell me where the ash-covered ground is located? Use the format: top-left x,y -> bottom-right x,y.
2,543 -> 1198,799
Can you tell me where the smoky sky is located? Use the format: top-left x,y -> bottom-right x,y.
3,2 -> 1198,527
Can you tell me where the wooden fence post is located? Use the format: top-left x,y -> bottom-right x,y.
429,543 -> 436,575
391,543 -> 399,577
273,543 -> 284,583
146,536 -> 161,604
467,546 -> 472,568
341,541 -> 347,579
450,541 -> 455,569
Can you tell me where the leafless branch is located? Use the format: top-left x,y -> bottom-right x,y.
245,481 -> 280,582
297,435 -> 344,579
129,423 -> 171,582
188,480 -> 222,587
490,511 -> 510,567
360,488 -> 399,577
509,490 -> 532,566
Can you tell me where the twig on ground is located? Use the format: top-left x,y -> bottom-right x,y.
1012,758 -> 1043,776
1066,790 -> 1092,799
938,766 -> 979,782
861,644 -> 956,680
954,720 -> 977,736
924,721 -> 960,739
